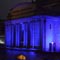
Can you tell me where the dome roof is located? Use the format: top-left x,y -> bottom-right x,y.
7,3 -> 37,20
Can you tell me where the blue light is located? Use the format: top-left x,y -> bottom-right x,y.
15,24 -> 20,47
30,22 -> 40,47
28,52 -> 36,56
5,24 -> 12,47
5,15 -> 60,52
46,16 -> 60,52
23,23 -> 29,47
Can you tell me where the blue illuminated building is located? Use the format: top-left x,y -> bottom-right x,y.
5,3 -> 60,52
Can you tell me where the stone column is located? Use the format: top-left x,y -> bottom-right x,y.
5,24 -> 14,47
10,24 -> 14,47
27,23 -> 31,48
13,24 -> 16,47
43,18 -> 46,51
23,22 -> 28,48
15,23 -> 20,47
39,19 -> 42,51
19,24 -> 24,48
5,24 -> 11,47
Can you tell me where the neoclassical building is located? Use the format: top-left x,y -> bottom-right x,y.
5,2 -> 60,52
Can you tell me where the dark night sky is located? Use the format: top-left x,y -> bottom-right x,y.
0,0 -> 31,19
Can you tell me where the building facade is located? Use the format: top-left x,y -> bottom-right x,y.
5,3 -> 60,52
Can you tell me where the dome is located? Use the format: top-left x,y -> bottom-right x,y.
7,3 -> 37,20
